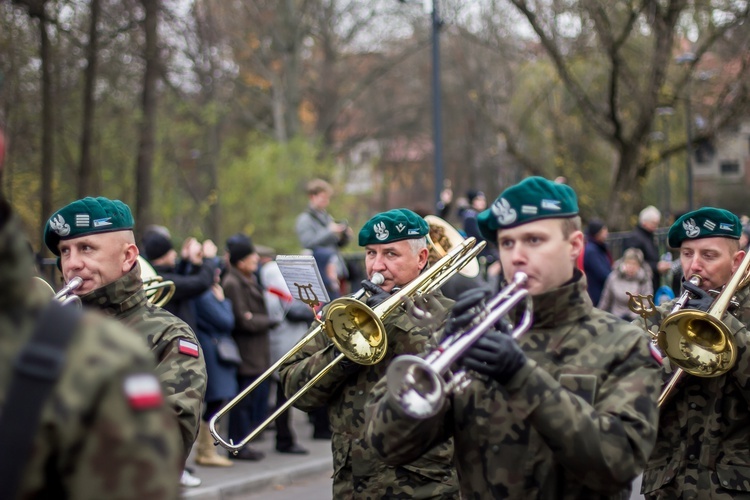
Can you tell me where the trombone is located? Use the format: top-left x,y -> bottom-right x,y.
137,256 -> 176,307
385,272 -> 532,419
655,251 -> 750,405
209,236 -> 486,453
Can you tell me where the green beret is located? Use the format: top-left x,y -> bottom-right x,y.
358,208 -> 429,246
668,207 -> 740,248
477,176 -> 578,241
44,197 -> 134,255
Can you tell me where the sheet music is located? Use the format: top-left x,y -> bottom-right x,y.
275,255 -> 331,306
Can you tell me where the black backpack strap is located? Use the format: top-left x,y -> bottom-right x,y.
0,301 -> 80,499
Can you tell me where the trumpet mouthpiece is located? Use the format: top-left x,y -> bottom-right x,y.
371,273 -> 384,286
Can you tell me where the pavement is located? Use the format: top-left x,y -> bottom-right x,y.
181,409 -> 334,500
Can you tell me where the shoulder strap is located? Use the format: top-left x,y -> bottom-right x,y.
0,301 -> 80,499
306,207 -> 329,228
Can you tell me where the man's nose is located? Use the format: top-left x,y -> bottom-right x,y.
370,254 -> 387,272
64,250 -> 84,274
509,245 -> 526,265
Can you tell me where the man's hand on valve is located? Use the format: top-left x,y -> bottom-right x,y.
457,327 -> 527,385
683,279 -> 713,312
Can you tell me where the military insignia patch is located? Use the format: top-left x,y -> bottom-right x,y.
374,221 -> 389,241
703,219 -> 716,231
395,223 -> 406,233
491,198 -> 517,225
178,339 -> 200,358
683,218 -> 700,238
123,373 -> 163,410
93,217 -> 112,228
49,214 -> 71,237
75,214 -> 90,227
541,199 -> 561,211
720,223 -> 734,231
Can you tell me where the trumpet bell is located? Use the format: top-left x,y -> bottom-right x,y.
137,256 -> 176,307
658,310 -> 736,377
325,297 -> 387,365
425,215 -> 480,278
386,355 -> 444,418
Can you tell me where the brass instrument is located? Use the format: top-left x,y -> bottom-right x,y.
425,215 -> 480,278
34,276 -> 84,307
385,272 -> 531,418
656,251 -> 750,405
138,256 -> 176,307
209,236 -> 487,453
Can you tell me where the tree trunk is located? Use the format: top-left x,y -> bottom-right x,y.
134,0 -> 159,242
607,144 -> 644,230
78,0 -> 100,197
40,12 -> 53,253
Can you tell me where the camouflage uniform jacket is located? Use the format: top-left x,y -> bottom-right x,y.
81,263 -> 207,461
366,274 -> 661,499
279,291 -> 459,499
639,284 -> 750,499
0,210 -> 182,499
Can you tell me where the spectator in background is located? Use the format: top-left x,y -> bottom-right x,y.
295,179 -> 352,297
598,248 -> 653,320
192,268 -> 238,467
623,205 -> 671,293
462,189 -> 500,278
141,229 -> 217,333
583,218 -> 612,305
261,255 -> 311,455
221,234 -> 274,461
740,224 -> 750,252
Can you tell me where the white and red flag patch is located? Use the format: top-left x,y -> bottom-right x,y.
178,339 -> 200,358
124,373 -> 163,410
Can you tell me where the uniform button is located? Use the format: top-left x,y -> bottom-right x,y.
690,403 -> 697,409
665,476 -> 671,482
354,438 -> 360,444
689,454 -> 696,460
723,480 -> 729,486
357,486 -> 364,492
443,476 -> 450,482
358,390 -> 364,395
491,445 -> 500,453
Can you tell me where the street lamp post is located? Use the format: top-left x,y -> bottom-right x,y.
430,0 -> 444,206
398,0 -> 444,206
676,52 -> 696,211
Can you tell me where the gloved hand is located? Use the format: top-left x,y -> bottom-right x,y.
683,279 -> 713,312
361,279 -> 389,308
444,287 -> 493,337
458,328 -> 527,385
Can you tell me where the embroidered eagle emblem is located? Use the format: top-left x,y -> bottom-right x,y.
49,214 -> 71,237
491,198 -> 517,226
374,222 -> 389,241
683,218 -> 700,238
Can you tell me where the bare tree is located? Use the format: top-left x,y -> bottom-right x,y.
78,0 -> 100,197
134,0 -> 159,240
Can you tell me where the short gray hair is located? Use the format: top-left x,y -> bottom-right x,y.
407,237 -> 428,255
639,205 -> 661,225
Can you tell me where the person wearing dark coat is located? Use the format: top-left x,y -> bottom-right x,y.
221,235 -> 275,461
192,274 -> 239,467
583,218 -> 612,305
141,230 -> 217,332
622,206 -> 669,293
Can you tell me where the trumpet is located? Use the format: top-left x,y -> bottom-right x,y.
34,276 -> 84,307
209,236 -> 487,452
384,272 -> 532,419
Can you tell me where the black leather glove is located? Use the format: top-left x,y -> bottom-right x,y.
444,287 -> 493,337
361,279 -> 389,308
683,279 -> 713,312
458,328 -> 527,385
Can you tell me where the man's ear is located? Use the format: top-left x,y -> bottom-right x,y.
732,249 -> 746,274
417,246 -> 429,271
569,230 -> 584,261
123,243 -> 139,273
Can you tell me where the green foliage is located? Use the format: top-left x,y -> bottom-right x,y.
218,135 -> 339,253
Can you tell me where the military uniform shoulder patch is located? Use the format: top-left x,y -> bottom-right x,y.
124,373 -> 164,410
178,339 -> 200,358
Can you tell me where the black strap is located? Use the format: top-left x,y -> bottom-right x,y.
306,207 -> 330,229
0,301 -> 80,499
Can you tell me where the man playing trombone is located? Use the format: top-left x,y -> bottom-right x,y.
365,177 -> 662,498
280,208 -> 459,499
633,207 -> 750,499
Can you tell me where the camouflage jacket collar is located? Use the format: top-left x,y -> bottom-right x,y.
81,261 -> 146,315
0,209 -> 42,312
529,271 -> 593,329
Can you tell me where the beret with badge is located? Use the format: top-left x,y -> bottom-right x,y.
44,196 -> 134,256
667,207 -> 741,248
477,176 -> 578,241
358,208 -> 429,246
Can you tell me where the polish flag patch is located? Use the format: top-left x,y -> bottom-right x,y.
124,373 -> 163,410
178,339 -> 200,358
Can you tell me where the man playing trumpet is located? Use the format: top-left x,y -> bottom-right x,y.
280,209 -> 459,499
635,207 -> 750,499
365,177 -> 661,498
